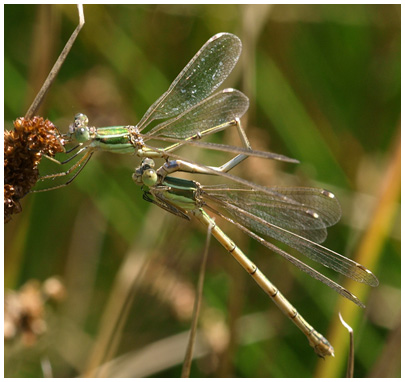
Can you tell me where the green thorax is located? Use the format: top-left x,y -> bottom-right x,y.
160,176 -> 201,210
91,126 -> 135,153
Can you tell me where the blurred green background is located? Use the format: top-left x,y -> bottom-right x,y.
4,4 -> 400,378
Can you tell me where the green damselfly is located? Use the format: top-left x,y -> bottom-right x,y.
133,157 -> 379,358
35,33 -> 296,191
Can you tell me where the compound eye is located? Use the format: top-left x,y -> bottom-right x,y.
69,113 -> 89,136
74,113 -> 89,128
75,127 -> 90,142
141,158 -> 155,169
142,168 -> 158,187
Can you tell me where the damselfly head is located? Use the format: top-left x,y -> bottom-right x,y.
133,158 -> 157,185
69,113 -> 90,142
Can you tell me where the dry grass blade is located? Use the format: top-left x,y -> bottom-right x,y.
339,313 -> 354,378
4,5 -> 399,378
315,126 -> 401,377
40,357 -> 53,378
83,207 -> 170,377
181,221 -> 213,377
25,5 -> 85,119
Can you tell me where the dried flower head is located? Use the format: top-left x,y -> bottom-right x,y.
4,117 -> 65,223
4,277 -> 66,346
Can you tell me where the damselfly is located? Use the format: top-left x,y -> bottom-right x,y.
35,33 -> 296,191
133,157 -> 379,357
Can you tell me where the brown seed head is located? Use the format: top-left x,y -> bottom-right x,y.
4,117 -> 64,222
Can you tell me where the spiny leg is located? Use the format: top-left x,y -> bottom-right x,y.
216,117 -> 252,172
155,118 -> 254,178
137,119 -> 241,157
37,146 -> 93,181
40,144 -> 87,166
32,151 -> 94,192
169,118 -> 252,171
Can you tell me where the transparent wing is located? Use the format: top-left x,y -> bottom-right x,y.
143,140 -> 299,163
203,187 -> 378,286
203,186 -> 341,243
137,33 -> 242,131
142,88 -> 298,163
145,88 -> 249,139
206,205 -> 367,307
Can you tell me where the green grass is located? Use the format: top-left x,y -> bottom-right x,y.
4,4 -> 400,377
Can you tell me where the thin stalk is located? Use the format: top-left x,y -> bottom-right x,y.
181,220 -> 213,377
25,5 -> 85,119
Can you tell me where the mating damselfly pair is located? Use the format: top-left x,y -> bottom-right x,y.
36,32 -> 378,357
